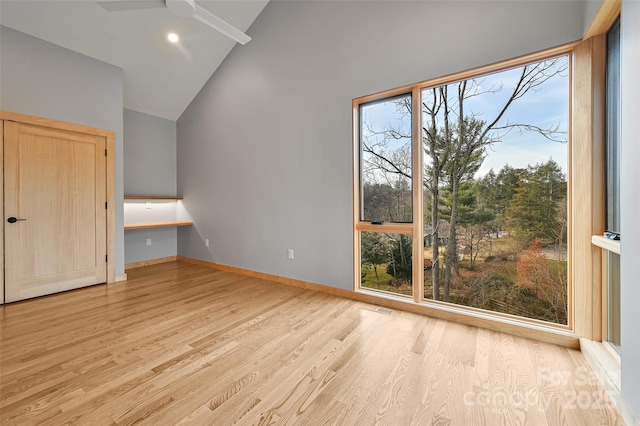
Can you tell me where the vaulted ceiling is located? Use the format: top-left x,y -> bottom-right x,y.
0,0 -> 269,120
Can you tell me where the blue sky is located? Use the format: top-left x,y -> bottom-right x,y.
463,56 -> 568,178
361,55 -> 569,181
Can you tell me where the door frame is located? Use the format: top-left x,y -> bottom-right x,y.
1,110 -> 116,295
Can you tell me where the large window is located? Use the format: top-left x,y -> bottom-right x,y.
606,18 -> 621,236
355,50 -> 571,326
421,59 -> 569,325
357,94 -> 415,297
605,18 -> 621,353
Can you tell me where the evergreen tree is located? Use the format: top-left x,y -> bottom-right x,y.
386,234 -> 412,284
506,159 -> 566,243
360,232 -> 390,282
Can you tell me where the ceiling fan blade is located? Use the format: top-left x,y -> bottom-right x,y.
97,1 -> 165,12
193,4 -> 251,45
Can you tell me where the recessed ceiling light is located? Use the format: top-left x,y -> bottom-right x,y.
167,33 -> 179,43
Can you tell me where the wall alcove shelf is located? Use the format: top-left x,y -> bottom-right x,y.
124,221 -> 192,230
123,196 -> 192,230
124,196 -> 183,200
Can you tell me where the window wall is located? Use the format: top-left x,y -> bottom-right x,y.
354,46 -> 573,329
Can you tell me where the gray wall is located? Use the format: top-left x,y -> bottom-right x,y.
0,26 -> 125,276
620,0 -> 640,419
583,0 -> 604,34
177,1 -> 586,290
123,108 -> 178,264
123,109 -> 176,196
124,227 -> 178,265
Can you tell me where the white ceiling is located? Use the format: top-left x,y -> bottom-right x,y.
0,0 -> 269,120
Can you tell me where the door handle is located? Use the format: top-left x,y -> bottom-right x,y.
7,217 -> 27,223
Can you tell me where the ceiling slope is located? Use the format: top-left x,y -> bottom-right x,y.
0,0 -> 269,120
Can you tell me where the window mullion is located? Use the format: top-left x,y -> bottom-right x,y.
352,98 -> 362,292
412,86 -> 424,303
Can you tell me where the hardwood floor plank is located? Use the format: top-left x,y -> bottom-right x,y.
128,296 -> 355,425
0,261 -> 624,425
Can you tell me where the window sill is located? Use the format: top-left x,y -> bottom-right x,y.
592,235 -> 621,254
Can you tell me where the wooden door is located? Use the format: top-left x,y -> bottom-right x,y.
1,121 -> 4,304
3,121 -> 107,302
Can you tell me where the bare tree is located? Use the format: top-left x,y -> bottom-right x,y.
361,58 -> 567,302
423,59 -> 566,301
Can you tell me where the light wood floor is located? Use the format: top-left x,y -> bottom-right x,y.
0,261 -> 624,425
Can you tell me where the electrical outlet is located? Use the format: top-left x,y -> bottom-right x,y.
145,202 -> 152,209
146,238 -> 152,246
288,249 -> 294,260
205,239 -> 209,247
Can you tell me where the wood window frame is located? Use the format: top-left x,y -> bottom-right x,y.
353,87 -> 422,301
352,42 -> 594,349
573,0 -> 621,344
577,2 -> 629,420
